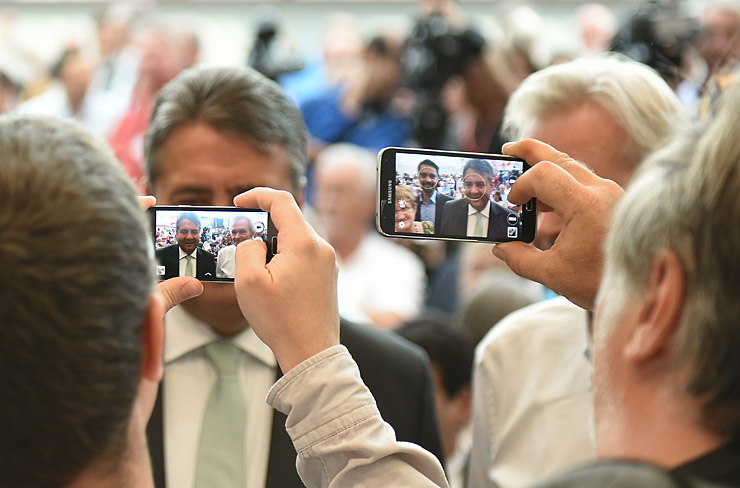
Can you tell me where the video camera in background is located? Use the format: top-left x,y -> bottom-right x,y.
609,0 -> 698,88
402,13 -> 485,149
247,17 -> 305,81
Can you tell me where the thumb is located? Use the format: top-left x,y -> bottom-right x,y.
156,277 -> 203,312
234,239 -> 269,288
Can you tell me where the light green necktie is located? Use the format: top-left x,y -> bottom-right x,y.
194,341 -> 246,488
473,211 -> 485,237
185,254 -> 194,277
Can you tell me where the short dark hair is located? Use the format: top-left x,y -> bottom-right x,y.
0,115 -> 152,486
144,65 -> 308,195
176,211 -> 201,232
396,317 -> 474,398
417,159 -> 439,174
463,158 -> 494,180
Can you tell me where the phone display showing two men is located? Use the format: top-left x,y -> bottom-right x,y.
148,206 -> 276,282
377,147 -> 536,243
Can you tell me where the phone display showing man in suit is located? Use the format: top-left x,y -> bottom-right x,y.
438,158 -> 518,239
152,208 -> 269,281
379,147 -> 535,243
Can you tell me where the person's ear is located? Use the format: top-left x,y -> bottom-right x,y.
140,293 -> 165,382
624,250 -> 686,363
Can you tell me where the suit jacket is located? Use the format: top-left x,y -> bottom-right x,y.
147,318 -> 444,488
438,198 -> 517,239
155,244 -> 217,280
415,190 -> 453,233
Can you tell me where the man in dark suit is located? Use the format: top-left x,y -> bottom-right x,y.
415,159 -> 452,233
155,211 -> 217,280
439,159 -> 517,239
143,66 -> 443,487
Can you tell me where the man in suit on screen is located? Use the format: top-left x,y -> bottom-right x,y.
438,159 -> 517,239
415,159 -> 453,233
155,211 -> 216,280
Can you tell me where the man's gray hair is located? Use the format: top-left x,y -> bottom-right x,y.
144,65 -> 308,194
176,211 -> 201,231
231,214 -> 256,233
503,54 -> 687,169
0,115 -> 153,486
315,143 -> 377,194
602,83 -> 740,436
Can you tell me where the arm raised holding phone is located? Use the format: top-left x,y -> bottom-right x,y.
232,187 -> 449,488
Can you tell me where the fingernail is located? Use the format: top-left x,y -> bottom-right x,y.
182,280 -> 204,299
491,243 -> 504,260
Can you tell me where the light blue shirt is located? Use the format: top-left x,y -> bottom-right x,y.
419,191 -> 437,224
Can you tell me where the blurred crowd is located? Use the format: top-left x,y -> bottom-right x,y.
2,0 -> 740,487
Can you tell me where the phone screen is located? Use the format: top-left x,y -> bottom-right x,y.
149,206 -> 274,282
377,147 -> 536,243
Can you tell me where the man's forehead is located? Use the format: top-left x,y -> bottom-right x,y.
419,165 -> 438,174
179,219 -> 200,228
155,122 -> 294,190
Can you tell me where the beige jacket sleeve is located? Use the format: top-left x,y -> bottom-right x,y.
266,345 -> 449,488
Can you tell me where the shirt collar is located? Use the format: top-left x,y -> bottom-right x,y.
178,246 -> 196,260
468,201 -> 491,218
164,305 -> 277,368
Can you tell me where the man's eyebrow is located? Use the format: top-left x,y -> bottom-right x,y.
171,186 -> 214,197
229,186 -> 257,197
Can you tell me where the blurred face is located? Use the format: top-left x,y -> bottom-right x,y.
462,169 -> 492,211
135,30 -> 180,89
60,54 -> 91,104
176,219 -> 200,254
699,6 -> 740,74
366,50 -> 401,100
315,164 -> 374,240
230,219 -> 253,246
395,198 -> 415,231
151,121 -> 294,336
418,164 -> 439,194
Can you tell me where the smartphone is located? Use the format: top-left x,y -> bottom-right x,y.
148,206 -> 276,282
377,147 -> 536,243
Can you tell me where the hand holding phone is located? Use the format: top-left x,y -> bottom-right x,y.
233,188 -> 341,373
494,139 -> 625,310
377,147 -> 536,243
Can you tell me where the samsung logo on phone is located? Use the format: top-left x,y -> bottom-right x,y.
387,180 -> 393,204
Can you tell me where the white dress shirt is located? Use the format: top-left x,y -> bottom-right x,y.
336,232 -> 426,326
163,305 -> 277,488
267,345 -> 449,488
466,203 -> 491,237
216,245 -> 237,278
469,296 -> 596,488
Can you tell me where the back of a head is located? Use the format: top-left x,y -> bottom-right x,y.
504,54 -> 687,169
604,82 -> 740,438
458,269 -> 540,346
0,116 -> 153,487
396,317 -> 474,398
144,65 -> 308,195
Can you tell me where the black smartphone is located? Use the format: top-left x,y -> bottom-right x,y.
148,206 -> 276,282
377,147 -> 536,243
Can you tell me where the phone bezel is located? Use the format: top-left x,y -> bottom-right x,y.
376,147 -> 536,243
148,205 -> 276,282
